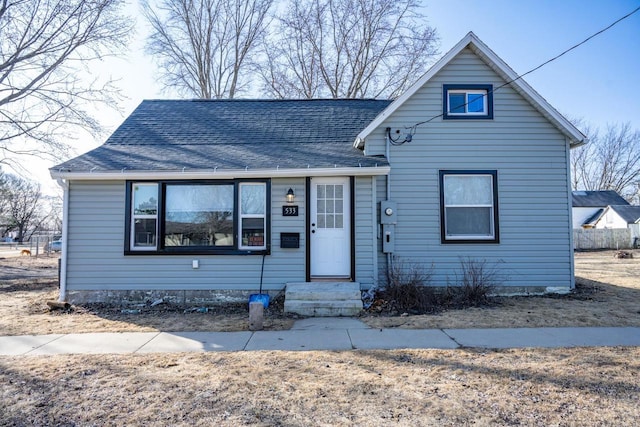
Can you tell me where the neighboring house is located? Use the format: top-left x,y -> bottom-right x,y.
50,32 -> 587,312
571,190 -> 629,229
592,205 -> 640,229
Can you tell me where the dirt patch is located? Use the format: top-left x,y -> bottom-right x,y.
1,347 -> 639,426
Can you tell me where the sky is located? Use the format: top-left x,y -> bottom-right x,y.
16,0 -> 640,195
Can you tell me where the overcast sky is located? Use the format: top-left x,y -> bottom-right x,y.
22,0 -> 640,195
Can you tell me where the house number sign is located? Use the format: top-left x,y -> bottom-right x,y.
282,205 -> 299,216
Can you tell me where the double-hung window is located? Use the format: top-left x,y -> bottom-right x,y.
131,183 -> 158,249
439,170 -> 499,243
443,84 -> 493,119
126,180 -> 269,254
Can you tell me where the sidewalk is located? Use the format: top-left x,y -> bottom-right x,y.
1,318 -> 639,356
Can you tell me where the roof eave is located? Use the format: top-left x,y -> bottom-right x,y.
50,165 -> 391,181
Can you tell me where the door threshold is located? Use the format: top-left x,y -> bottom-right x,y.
310,277 -> 352,282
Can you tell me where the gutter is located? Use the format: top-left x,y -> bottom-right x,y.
50,165 -> 391,181
55,178 -> 69,302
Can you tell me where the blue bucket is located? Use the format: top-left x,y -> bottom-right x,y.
249,293 -> 270,308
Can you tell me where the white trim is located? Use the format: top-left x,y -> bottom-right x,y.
238,182 -> 267,251
50,166 -> 390,181
130,183 -> 159,251
354,31 -> 588,148
446,89 -> 489,115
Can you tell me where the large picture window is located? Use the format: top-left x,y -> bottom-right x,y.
439,170 -> 499,243
126,180 -> 269,254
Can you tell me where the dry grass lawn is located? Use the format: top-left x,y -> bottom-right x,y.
1,348 -> 638,426
1,250 -> 639,425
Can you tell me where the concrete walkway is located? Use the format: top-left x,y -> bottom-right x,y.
1,318 -> 639,356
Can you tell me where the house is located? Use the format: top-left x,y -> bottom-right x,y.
50,32 -> 587,315
571,190 -> 629,229
591,205 -> 640,229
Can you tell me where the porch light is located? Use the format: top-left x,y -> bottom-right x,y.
286,188 -> 295,203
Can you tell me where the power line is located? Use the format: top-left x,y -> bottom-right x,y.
396,5 -> 640,142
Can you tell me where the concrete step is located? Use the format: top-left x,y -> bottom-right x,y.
284,300 -> 363,317
284,282 -> 363,317
285,282 -> 361,301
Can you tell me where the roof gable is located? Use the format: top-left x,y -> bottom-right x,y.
355,32 -> 587,148
572,190 -> 630,207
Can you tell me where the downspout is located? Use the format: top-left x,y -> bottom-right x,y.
56,178 -> 70,302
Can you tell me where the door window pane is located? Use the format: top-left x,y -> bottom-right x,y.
316,183 -> 345,229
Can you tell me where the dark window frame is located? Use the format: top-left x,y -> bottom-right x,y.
439,170 -> 500,244
443,84 -> 494,120
124,179 -> 271,255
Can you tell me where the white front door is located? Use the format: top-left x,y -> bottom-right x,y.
310,177 -> 351,277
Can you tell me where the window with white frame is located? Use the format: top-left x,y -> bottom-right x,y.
239,183 -> 267,249
131,183 -> 158,250
126,180 -> 269,254
439,170 -> 499,243
443,84 -> 493,119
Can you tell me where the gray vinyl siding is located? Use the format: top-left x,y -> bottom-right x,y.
354,176 -> 376,287
369,48 -> 573,289
65,178 -> 307,292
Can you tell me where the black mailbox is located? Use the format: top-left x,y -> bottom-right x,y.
280,233 -> 300,249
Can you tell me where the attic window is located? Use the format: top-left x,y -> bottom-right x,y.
443,84 -> 493,119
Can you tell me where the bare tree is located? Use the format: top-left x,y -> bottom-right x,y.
261,0 -> 439,99
143,0 -> 274,99
0,174 -> 42,241
571,122 -> 640,203
0,0 -> 133,167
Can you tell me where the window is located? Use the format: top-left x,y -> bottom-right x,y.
131,183 -> 158,249
239,183 -> 267,249
439,170 -> 499,243
316,183 -> 344,229
443,84 -> 493,119
126,180 -> 269,254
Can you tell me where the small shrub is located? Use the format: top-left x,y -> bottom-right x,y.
382,256 -> 437,313
447,257 -> 505,307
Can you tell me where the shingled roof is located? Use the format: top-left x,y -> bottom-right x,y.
607,205 -> 640,224
51,99 -> 392,177
571,190 -> 629,207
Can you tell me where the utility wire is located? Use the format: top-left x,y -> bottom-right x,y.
396,5 -> 640,142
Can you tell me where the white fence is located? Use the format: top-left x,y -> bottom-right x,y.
573,227 -> 639,250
